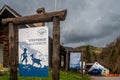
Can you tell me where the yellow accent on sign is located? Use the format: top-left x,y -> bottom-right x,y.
0,64 -> 2,70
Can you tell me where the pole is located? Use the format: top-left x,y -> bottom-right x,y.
66,50 -> 69,72
9,23 -> 17,80
52,17 -> 60,80
81,50 -> 83,77
55,0 -> 57,10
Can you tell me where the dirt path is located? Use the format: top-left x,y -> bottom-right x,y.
90,76 -> 120,80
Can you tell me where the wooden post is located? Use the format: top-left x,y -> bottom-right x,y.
66,50 -> 69,72
52,17 -> 60,80
81,50 -> 83,77
9,23 -> 17,80
35,8 -> 45,27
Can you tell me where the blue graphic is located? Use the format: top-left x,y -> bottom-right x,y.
69,52 -> 81,69
21,48 -> 28,65
30,54 -> 42,67
19,42 -> 48,77
19,64 -> 48,77
19,42 -> 48,61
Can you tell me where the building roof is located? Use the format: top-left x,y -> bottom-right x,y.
0,4 -> 35,27
0,4 -> 21,17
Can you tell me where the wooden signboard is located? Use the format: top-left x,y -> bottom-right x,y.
2,8 -> 67,80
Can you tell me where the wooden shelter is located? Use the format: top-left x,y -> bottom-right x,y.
0,5 -> 29,67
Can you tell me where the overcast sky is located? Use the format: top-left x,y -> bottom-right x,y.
1,0 -> 120,48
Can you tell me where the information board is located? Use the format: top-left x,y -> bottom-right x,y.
19,26 -> 48,77
69,52 -> 81,69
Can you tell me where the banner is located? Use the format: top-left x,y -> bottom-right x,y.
19,27 -> 48,77
69,52 -> 81,69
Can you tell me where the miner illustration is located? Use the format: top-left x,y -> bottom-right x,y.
21,48 -> 28,65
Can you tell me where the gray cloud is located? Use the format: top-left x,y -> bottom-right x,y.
61,0 -> 120,47
1,0 -> 120,47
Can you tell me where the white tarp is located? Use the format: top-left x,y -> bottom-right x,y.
88,62 -> 104,72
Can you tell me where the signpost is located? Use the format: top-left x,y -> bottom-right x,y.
2,8 -> 67,80
66,50 -> 84,78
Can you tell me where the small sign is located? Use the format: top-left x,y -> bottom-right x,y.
18,26 -> 48,77
69,52 -> 81,69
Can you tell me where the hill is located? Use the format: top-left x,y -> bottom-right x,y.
73,36 -> 120,73
99,36 -> 120,73
73,45 -> 102,63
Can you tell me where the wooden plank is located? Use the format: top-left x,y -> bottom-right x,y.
9,23 -> 17,80
52,17 -> 60,80
2,9 -> 67,25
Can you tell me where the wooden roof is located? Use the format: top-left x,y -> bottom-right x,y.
0,4 -> 35,27
0,4 -> 21,17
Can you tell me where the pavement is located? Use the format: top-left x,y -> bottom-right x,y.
90,76 -> 120,80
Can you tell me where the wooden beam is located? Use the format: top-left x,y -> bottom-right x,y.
52,17 -> 60,80
9,23 -> 17,80
2,9 -> 67,25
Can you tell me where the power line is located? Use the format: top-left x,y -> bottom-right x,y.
55,0 -> 57,10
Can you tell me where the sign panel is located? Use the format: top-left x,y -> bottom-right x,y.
69,52 -> 81,69
19,27 -> 48,77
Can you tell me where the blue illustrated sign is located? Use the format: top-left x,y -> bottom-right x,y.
69,52 -> 81,69
19,27 -> 48,77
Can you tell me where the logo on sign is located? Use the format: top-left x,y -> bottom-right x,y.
37,28 -> 47,37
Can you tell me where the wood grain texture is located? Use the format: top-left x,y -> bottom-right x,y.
52,17 -> 60,80
9,23 -> 17,80
2,9 -> 67,25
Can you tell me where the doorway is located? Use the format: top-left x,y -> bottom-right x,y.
0,43 -> 4,65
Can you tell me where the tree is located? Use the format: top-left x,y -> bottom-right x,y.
86,45 -> 91,62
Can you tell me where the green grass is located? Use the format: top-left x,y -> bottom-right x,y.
0,70 -> 90,80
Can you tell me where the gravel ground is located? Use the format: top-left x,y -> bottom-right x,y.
90,76 -> 120,80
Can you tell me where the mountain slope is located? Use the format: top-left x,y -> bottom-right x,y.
99,36 -> 120,73
73,37 -> 120,73
73,45 -> 102,63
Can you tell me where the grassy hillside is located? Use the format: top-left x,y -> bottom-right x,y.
73,36 -> 120,73
73,45 -> 102,63
99,36 -> 120,73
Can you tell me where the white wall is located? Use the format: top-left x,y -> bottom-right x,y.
102,68 -> 110,75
